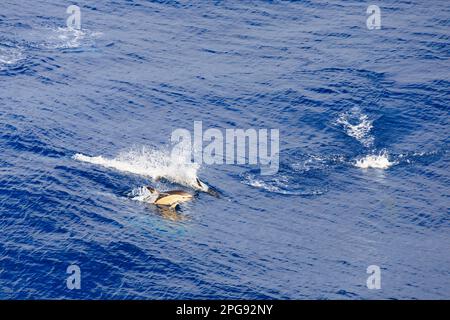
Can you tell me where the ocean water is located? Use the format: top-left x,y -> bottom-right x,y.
0,0 -> 449,300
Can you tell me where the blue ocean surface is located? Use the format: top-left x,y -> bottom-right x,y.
0,0 -> 449,299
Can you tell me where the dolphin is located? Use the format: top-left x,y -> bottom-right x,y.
194,178 -> 220,197
144,186 -> 193,209
153,176 -> 220,197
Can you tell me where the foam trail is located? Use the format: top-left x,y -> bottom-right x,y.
73,146 -> 204,190
354,151 -> 395,169
24,27 -> 103,50
336,107 -> 374,147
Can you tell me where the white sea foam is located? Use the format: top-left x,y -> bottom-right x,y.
336,107 -> 374,147
36,27 -> 102,49
73,146 -> 204,190
0,46 -> 24,68
129,186 -> 158,203
354,152 -> 395,169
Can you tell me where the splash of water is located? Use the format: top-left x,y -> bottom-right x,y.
73,146 -> 203,190
354,151 -> 395,169
129,186 -> 158,203
336,108 -> 397,170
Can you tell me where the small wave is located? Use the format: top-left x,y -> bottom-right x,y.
291,154 -> 346,172
243,173 -> 290,194
240,151 -> 339,195
354,151 -> 395,169
241,171 -> 326,196
336,107 -> 374,147
73,146 -> 203,190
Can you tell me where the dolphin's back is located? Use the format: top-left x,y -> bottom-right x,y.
154,190 -> 193,206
